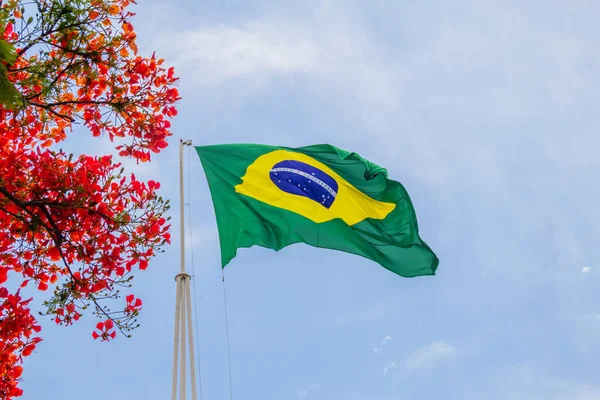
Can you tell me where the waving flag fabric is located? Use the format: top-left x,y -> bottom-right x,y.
195,143 -> 439,277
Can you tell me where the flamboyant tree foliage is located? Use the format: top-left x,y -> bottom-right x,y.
0,0 -> 179,397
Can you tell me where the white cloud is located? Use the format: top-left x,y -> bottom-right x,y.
157,1 -> 596,120
374,335 -> 392,355
297,387 -> 309,399
582,266 -> 591,274
473,363 -> 600,400
404,341 -> 458,369
153,13 -> 400,114
162,23 -> 320,86
296,384 -> 319,399
383,362 -> 397,375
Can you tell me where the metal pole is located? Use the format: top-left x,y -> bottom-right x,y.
171,278 -> 183,400
180,281 -> 187,400
172,139 -> 195,400
179,140 -> 189,274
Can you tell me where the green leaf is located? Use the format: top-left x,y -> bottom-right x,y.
0,39 -> 16,65
0,62 -> 21,109
0,35 -> 21,109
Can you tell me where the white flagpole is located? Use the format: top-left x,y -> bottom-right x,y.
171,139 -> 197,400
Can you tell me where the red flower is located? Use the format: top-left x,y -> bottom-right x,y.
92,319 -> 117,342
0,0 -> 177,396
125,294 -> 143,314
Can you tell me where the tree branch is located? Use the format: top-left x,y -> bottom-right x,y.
28,101 -> 75,121
0,186 -> 50,230
40,38 -> 100,58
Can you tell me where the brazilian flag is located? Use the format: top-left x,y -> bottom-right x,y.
195,144 -> 439,277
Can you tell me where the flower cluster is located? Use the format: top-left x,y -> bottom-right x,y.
0,0 -> 178,397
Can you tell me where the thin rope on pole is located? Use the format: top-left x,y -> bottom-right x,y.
187,145 -> 204,400
222,272 -> 234,400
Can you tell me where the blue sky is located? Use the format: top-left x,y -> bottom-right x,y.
19,0 -> 600,399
